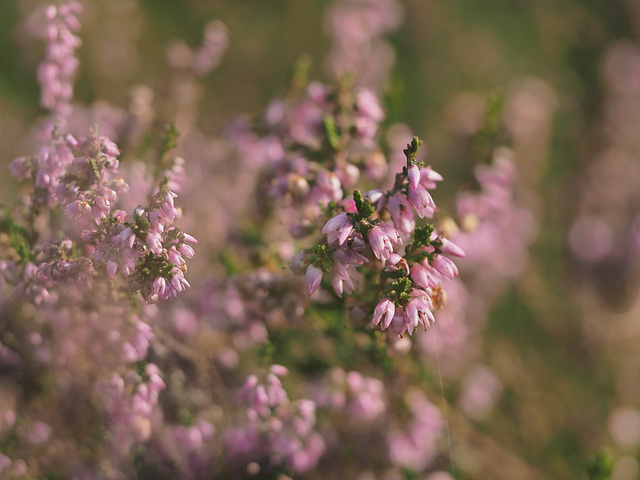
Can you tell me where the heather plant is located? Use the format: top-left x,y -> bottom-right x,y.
1,0 -> 632,479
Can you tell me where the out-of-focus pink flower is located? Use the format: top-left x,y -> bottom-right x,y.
305,265 -> 323,295
322,212 -> 354,245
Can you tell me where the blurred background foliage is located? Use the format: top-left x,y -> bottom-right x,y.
1,1 -> 640,479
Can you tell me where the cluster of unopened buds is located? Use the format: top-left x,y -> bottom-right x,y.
295,136 -> 465,338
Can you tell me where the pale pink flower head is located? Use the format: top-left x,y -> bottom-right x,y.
407,164 -> 420,188
388,192 -> 414,235
438,237 -> 465,258
408,183 -> 435,218
410,263 -> 435,289
431,255 -> 459,279
371,298 -> 395,330
420,166 -> 443,190
322,212 -> 354,245
387,307 -> 407,338
404,293 -> 434,333
368,222 -> 400,260
305,265 -> 323,296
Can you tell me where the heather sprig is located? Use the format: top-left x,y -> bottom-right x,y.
292,131 -> 463,340
38,1 -> 83,117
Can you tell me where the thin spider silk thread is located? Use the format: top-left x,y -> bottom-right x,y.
433,326 -> 456,477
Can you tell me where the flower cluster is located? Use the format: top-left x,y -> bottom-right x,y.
97,364 -> 166,459
230,77 -> 387,238
300,136 -> 465,338
223,366 -> 326,473
5,125 -> 196,303
387,389 -> 444,472
167,20 -> 229,77
38,1 -> 83,116
324,0 -> 404,91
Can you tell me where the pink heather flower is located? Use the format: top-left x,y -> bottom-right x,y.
330,246 -> 368,296
407,164 -> 420,188
106,260 -> 118,279
364,188 -> 386,211
420,166 -> 443,189
0,453 -> 10,472
357,88 -> 385,122
411,260 -> 439,288
387,307 -> 407,338
408,183 -> 435,218
145,232 -> 163,255
380,220 -> 402,245
371,298 -> 395,329
115,226 -> 136,249
431,255 -> 459,279
350,233 -> 366,251
178,243 -> 195,259
388,192 -> 415,235
305,265 -> 323,295
438,237 -> 465,257
354,89 -> 385,146
168,247 -> 185,267
170,272 -> 190,296
345,371 -> 386,420
355,116 -> 379,146
38,2 -> 83,116
182,233 -> 198,244
334,162 -> 360,187
35,142 -> 74,189
368,222 -> 400,260
322,212 -> 354,245
26,421 -> 52,446
316,169 -> 343,202
152,277 -> 167,298
387,389 -> 444,471
404,294 -> 435,333
8,157 -> 31,180
270,364 -> 289,376
385,252 -> 409,276
329,265 -> 353,297
409,260 -> 427,283
190,20 -> 229,76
